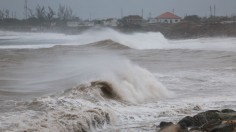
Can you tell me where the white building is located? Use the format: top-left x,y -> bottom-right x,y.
156,12 -> 181,24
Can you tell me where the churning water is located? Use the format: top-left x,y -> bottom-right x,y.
0,28 -> 236,131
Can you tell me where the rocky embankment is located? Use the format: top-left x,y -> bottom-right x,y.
158,109 -> 236,132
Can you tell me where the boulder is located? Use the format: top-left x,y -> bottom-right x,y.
159,109 -> 236,132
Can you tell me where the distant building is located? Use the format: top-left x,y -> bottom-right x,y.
122,15 -> 143,26
156,12 -> 181,24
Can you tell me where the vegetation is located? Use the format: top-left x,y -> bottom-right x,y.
0,4 -> 77,28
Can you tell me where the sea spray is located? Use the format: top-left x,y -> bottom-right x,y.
1,28 -> 236,51
60,55 -> 171,103
80,28 -> 168,49
91,59 -> 170,103
0,54 -> 171,131
0,28 -> 169,49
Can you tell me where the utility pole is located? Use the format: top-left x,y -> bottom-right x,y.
24,0 -> 28,19
14,12 -> 17,19
214,5 -> 216,17
172,8 -> 175,14
209,6 -> 212,17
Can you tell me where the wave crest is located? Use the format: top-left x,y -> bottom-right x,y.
62,58 -> 171,103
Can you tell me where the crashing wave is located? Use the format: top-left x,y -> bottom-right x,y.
62,59 -> 171,104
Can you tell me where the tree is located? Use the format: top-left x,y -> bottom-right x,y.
47,6 -> 55,22
28,8 -> 35,18
57,5 -> 65,20
35,5 -> 46,21
57,5 -> 73,21
64,6 -> 73,20
0,10 -> 4,20
5,9 -> 10,19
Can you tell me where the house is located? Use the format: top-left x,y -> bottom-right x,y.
103,18 -> 118,27
121,15 -> 143,26
156,12 -> 181,24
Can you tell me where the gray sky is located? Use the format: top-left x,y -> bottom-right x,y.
0,0 -> 236,20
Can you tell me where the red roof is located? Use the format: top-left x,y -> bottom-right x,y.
157,12 -> 181,19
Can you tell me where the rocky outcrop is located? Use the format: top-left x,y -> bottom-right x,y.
158,109 -> 236,132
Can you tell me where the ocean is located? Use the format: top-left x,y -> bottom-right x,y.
0,28 -> 236,131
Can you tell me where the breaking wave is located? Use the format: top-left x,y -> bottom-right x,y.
77,28 -> 168,49
0,28 -> 168,49
65,58 -> 171,103
53,56 -> 171,104
1,28 -> 236,51
0,56 -> 171,131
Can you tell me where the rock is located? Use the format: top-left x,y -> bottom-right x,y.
159,109 -> 236,132
178,116 -> 195,128
218,112 -> 236,120
158,124 -> 188,132
189,130 -> 202,132
200,119 -> 222,131
221,109 -> 236,113
178,110 -> 221,128
159,121 -> 173,128
209,123 -> 235,132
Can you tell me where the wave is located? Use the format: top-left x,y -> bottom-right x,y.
0,97 -> 114,132
76,28 -> 168,49
0,28 -> 168,50
1,28 -> 236,51
0,51 -> 171,103
61,58 -> 171,103
0,57 -> 171,131
54,39 -> 131,50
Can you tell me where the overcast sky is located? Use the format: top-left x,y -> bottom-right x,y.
0,0 -> 236,20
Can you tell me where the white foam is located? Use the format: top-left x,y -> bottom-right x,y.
1,29 -> 236,51
76,28 -> 168,49
169,37 -> 236,51
71,55 -> 172,103
0,28 -> 168,49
